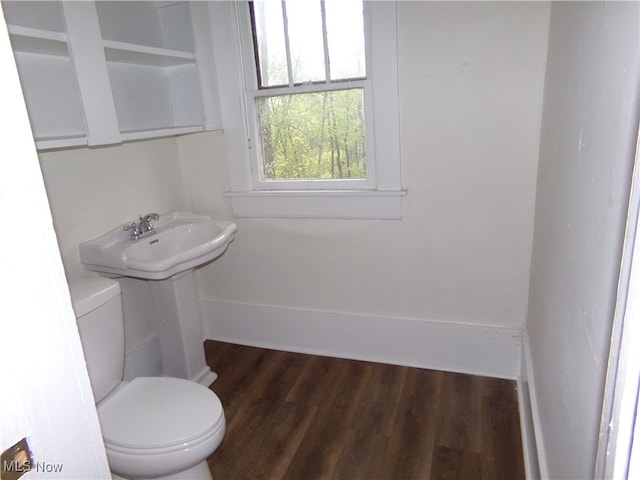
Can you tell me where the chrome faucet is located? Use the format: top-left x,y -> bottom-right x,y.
123,213 -> 159,240
139,213 -> 159,234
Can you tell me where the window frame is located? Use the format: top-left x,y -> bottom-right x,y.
209,0 -> 405,218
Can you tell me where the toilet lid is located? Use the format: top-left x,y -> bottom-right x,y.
98,377 -> 223,450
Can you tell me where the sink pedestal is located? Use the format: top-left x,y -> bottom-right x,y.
148,271 -> 217,386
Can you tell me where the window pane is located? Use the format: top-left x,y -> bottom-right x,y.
256,89 -> 366,180
286,0 -> 325,84
252,0 -> 288,87
325,0 -> 366,80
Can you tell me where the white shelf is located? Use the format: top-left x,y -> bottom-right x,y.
120,125 -> 204,142
7,25 -> 69,56
103,39 -> 196,66
35,134 -> 88,151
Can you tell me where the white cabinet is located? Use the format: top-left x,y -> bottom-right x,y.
1,1 -> 220,150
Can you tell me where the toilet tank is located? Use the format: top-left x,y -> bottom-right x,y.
69,277 -> 125,403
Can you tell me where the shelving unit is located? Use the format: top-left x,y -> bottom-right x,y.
1,0 -> 220,150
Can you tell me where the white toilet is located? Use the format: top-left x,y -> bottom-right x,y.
69,277 -> 225,480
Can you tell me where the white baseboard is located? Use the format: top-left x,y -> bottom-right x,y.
201,300 -> 522,379
519,331 -> 548,479
518,342 -> 540,479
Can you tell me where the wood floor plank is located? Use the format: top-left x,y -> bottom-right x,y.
211,400 -> 317,480
284,354 -> 339,406
209,348 -> 313,478
247,402 -> 317,480
362,362 -> 410,437
207,342 -> 271,423
480,379 -> 525,480
282,358 -> 373,480
430,445 -> 482,480
379,367 -> 443,479
436,373 -> 483,453
330,363 -> 409,480
204,341 -> 525,480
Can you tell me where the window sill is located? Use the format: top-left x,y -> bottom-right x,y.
225,189 -> 407,219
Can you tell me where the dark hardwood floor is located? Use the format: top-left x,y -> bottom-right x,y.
204,340 -> 524,480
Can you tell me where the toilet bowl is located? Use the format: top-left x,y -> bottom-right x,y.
70,278 -> 225,480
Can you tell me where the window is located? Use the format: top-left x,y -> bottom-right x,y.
249,0 -> 369,187
209,1 -> 404,218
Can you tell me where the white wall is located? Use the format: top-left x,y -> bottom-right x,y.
38,137 -> 188,282
186,2 -> 550,331
526,1 -> 640,478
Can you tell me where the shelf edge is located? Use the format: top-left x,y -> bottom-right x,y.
120,125 -> 204,142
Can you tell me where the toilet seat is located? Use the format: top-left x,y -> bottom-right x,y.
98,377 -> 224,450
97,377 -> 225,479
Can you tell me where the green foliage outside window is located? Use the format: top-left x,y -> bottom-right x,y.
256,88 -> 366,181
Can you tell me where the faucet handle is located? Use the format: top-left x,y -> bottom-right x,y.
123,222 -> 140,238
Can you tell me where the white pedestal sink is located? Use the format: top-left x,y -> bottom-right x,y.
79,211 -> 236,386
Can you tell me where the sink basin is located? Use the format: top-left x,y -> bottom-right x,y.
79,211 -> 237,280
